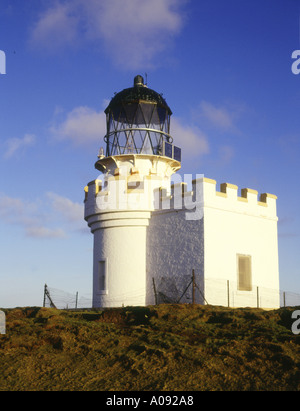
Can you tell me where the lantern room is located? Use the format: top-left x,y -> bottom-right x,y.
103,75 -> 181,161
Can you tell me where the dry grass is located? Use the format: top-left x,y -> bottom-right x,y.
0,304 -> 300,391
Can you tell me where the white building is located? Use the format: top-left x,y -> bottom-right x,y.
84,76 -> 280,309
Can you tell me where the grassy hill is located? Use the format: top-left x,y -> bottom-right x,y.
0,304 -> 300,391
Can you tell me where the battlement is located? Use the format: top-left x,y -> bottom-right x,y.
84,174 -> 277,221
196,177 -> 277,219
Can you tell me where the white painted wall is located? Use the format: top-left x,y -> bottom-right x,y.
85,154 -> 180,308
146,177 -> 280,308
202,179 -> 280,308
91,211 -> 150,307
85,160 -> 280,309
146,208 -> 204,305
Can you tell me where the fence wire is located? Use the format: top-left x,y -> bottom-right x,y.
43,279 -> 300,310
281,291 -> 300,307
43,285 -> 92,309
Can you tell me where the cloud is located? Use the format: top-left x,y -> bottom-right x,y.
0,193 -> 64,238
29,2 -> 80,52
50,106 -> 106,146
171,117 -> 209,159
0,194 -> 38,226
46,192 -> 84,222
197,101 -> 236,130
3,134 -> 36,159
0,192 -> 85,239
29,0 -> 186,68
25,226 -> 66,239
193,101 -> 246,134
82,0 -> 185,68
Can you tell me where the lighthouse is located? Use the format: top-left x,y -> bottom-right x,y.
85,75 -> 280,309
84,75 -> 181,308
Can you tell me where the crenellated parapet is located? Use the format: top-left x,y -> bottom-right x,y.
198,177 -> 277,219
151,177 -> 277,220
84,174 -> 278,222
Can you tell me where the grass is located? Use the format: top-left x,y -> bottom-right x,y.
0,304 -> 300,391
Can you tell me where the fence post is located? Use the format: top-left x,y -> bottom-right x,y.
43,284 -> 57,309
43,284 -> 47,307
283,291 -> 286,307
152,278 -> 158,305
177,277 -> 193,304
75,292 -> 78,309
227,280 -> 230,307
192,269 -> 196,304
257,286 -> 259,308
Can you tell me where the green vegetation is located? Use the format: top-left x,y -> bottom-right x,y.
0,304 -> 300,391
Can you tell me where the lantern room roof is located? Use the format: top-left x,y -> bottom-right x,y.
104,75 -> 172,115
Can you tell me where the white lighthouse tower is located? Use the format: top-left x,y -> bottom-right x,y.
84,75 -> 181,308
85,75 -> 280,309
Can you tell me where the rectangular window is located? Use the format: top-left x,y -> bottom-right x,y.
237,254 -> 252,291
98,260 -> 107,292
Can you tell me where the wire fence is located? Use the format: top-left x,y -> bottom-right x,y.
204,278 -> 285,309
43,279 -> 300,310
43,285 -> 92,309
208,278 -> 300,308
281,291 -> 300,307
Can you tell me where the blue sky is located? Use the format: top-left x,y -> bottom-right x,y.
0,0 -> 300,308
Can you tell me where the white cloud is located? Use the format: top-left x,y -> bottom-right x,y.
198,101 -> 235,130
0,194 -> 38,226
50,106 -> 106,145
25,226 -> 66,239
0,192 -> 85,239
46,192 -> 84,222
187,100 -> 246,166
0,193 -> 64,238
29,2 -> 80,52
82,0 -> 185,68
3,134 -> 36,159
29,0 -> 186,68
171,117 -> 209,159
